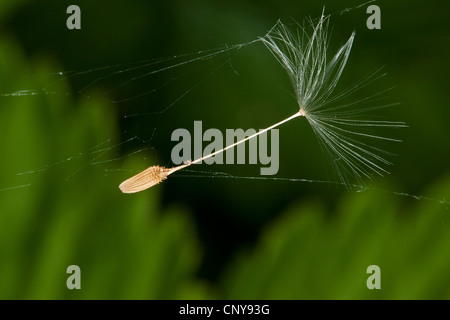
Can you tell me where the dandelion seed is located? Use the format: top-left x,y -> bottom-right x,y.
120,165 -> 175,193
119,12 -> 405,194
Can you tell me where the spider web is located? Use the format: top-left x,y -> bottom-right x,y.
0,2 -> 448,209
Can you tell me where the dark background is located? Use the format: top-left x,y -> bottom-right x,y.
0,0 -> 449,299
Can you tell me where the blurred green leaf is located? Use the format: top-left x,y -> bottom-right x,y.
221,178 -> 450,299
0,35 -> 211,300
1,1 -> 450,301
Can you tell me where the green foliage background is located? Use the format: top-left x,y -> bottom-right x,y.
0,0 -> 449,299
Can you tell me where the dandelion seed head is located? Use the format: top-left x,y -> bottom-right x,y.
260,12 -> 406,186
119,10 -> 406,193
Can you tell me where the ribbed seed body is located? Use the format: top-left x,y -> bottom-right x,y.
119,165 -> 171,193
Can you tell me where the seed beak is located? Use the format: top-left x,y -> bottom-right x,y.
299,108 -> 306,117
